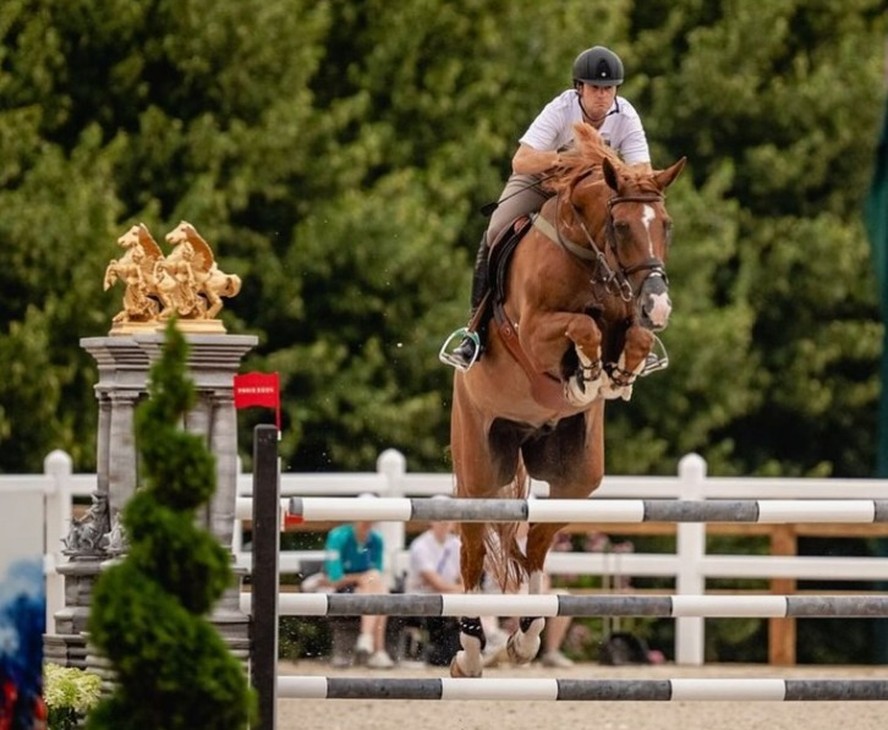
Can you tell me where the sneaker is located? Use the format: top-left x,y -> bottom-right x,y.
366,650 -> 395,669
540,651 -> 574,668
355,632 -> 374,662
330,654 -> 351,669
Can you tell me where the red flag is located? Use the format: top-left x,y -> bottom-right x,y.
233,371 -> 281,431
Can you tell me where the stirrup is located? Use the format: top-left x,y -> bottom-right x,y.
640,334 -> 669,377
438,328 -> 481,372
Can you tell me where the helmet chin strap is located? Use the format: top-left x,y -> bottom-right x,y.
577,96 -> 607,128
576,92 -> 620,128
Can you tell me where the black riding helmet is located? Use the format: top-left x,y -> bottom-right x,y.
572,46 -> 624,87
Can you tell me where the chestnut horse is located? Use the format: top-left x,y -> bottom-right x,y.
450,124 -> 685,678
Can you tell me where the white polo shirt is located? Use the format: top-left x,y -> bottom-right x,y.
519,89 -> 650,165
406,529 -> 461,593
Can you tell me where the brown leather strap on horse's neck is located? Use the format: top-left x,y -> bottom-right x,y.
492,302 -> 567,411
533,214 -> 599,263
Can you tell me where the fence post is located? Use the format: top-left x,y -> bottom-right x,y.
43,449 -> 73,635
675,452 -> 707,665
377,449 -> 407,588
251,425 -> 279,730
769,525 -> 797,665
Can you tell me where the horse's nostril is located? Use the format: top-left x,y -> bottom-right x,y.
642,291 -> 672,330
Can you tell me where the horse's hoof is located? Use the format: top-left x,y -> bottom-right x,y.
450,653 -> 482,678
506,632 -> 541,666
565,376 -> 602,406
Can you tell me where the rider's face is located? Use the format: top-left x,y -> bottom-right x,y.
578,82 -> 617,122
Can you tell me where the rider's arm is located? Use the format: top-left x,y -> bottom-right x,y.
512,143 -> 562,175
627,161 -> 652,173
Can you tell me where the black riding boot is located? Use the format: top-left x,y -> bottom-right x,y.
451,236 -> 490,366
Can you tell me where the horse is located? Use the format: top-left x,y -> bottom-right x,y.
164,221 -> 242,319
103,223 -> 164,323
449,123 -> 685,678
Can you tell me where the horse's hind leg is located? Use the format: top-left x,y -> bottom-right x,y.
450,522 -> 487,678
505,522 -> 565,665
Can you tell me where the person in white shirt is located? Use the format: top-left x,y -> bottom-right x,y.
407,518 -> 463,665
441,45 -> 653,371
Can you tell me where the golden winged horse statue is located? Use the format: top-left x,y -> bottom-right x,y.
449,124 -> 685,677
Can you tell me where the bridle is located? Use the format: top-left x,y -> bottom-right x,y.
545,189 -> 668,303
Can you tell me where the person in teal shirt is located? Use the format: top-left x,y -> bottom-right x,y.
325,522 -> 384,582
324,518 -> 394,668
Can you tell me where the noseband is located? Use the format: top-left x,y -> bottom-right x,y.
547,191 -> 667,303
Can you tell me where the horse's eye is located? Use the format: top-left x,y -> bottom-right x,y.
664,221 -> 674,246
614,220 -> 631,237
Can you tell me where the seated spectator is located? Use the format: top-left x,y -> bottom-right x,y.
405,516 -> 462,666
324,513 -> 394,669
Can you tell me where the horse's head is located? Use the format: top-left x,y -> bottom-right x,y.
558,125 -> 685,331
165,220 -> 195,247
117,223 -> 143,249
599,156 -> 685,330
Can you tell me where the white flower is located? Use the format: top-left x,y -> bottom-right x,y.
43,664 -> 102,713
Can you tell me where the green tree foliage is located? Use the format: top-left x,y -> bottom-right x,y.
86,322 -> 255,729
611,0 -> 887,476
0,0 -> 886,480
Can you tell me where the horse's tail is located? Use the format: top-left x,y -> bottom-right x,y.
224,274 -> 242,297
483,458 -> 530,593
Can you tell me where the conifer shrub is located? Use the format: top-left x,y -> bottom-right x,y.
86,323 -> 255,729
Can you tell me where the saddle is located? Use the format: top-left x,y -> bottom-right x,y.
467,216 -> 533,337
468,215 -> 574,409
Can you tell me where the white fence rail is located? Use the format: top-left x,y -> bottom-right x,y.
10,449 -> 888,665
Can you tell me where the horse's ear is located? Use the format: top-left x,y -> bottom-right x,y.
602,157 -> 620,192
653,157 -> 686,190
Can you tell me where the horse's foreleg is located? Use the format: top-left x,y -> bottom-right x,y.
602,325 -> 654,401
563,316 -> 604,406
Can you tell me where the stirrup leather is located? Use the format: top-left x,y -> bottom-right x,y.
438,328 -> 481,372
640,333 -> 669,377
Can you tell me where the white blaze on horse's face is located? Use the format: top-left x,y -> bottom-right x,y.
641,204 -> 657,253
624,203 -> 671,331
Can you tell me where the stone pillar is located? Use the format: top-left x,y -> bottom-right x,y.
45,331 -> 258,668
107,391 -> 139,523
209,391 -> 239,553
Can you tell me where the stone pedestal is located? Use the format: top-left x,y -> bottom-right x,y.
45,332 -> 258,668
44,558 -> 104,668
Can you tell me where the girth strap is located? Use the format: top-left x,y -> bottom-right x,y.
492,302 -> 567,411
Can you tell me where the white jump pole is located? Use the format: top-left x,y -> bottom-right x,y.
277,676 -> 888,701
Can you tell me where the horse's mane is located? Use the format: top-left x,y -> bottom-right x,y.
543,123 -> 647,195
136,223 -> 164,260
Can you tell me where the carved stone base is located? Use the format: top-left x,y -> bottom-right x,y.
45,557 -> 104,668
108,319 -> 227,337
44,633 -> 90,670
212,574 -> 252,665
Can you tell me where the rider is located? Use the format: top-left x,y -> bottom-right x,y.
440,45 -> 655,372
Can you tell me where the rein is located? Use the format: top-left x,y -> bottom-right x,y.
535,191 -> 667,303
493,185 -> 670,411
